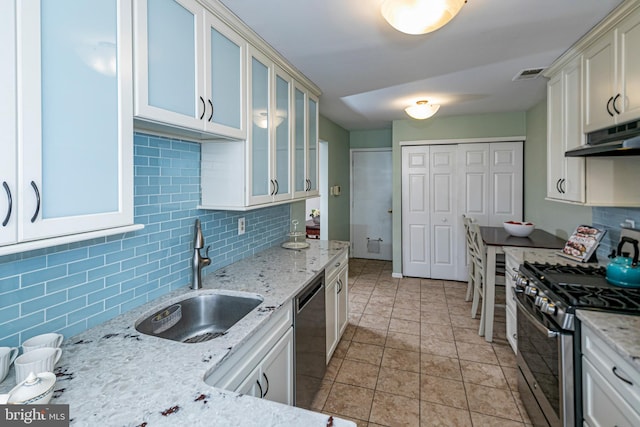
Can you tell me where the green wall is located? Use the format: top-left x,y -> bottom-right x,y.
319,115 -> 351,241
350,128 -> 392,149
524,100 -> 591,239
391,112 -> 528,275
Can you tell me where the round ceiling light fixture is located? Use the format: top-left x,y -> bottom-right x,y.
405,100 -> 440,119
381,0 -> 466,35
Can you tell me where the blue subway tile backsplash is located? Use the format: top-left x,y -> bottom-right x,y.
593,207 -> 640,261
0,133 -> 290,347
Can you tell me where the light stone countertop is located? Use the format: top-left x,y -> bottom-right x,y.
577,310 -> 640,373
0,240 -> 353,427
502,247 -> 602,266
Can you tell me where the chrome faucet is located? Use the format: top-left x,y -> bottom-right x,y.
192,219 -> 211,290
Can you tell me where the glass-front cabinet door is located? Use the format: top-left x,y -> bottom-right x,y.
0,0 -> 17,246
204,13 -> 246,140
134,0 -> 204,130
307,94 -> 319,196
248,48 -> 273,205
293,86 -> 307,198
273,67 -> 292,202
18,0 -> 133,241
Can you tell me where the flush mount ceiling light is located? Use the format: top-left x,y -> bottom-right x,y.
381,0 -> 466,35
405,100 -> 440,119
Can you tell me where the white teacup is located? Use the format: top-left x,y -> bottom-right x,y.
0,347 -> 19,383
22,333 -> 63,353
14,347 -> 62,385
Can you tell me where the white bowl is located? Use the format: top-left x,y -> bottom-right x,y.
503,221 -> 535,237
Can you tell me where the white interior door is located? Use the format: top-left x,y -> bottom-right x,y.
351,149 -> 392,260
401,146 -> 430,277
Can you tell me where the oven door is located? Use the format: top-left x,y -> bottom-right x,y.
515,293 -> 574,427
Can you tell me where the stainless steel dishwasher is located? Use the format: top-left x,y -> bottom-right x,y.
293,272 -> 326,409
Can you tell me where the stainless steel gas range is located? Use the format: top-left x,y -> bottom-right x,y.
513,262 -> 640,427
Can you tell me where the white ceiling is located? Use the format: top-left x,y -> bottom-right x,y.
218,0 -> 625,131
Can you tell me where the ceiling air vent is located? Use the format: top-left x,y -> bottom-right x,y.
512,67 -> 546,81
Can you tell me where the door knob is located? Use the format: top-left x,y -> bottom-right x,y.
387,209 -> 392,213
442,218 -> 447,222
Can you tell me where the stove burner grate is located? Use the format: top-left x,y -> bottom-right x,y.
523,262 -> 640,313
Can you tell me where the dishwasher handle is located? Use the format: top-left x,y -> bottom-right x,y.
296,279 -> 324,314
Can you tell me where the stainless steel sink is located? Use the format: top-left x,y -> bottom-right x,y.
135,293 -> 263,343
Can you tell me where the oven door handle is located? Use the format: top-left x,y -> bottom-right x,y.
515,295 -> 559,338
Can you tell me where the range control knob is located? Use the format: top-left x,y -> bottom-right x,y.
515,276 -> 529,288
535,296 -> 547,307
525,286 -> 538,297
541,301 -> 557,315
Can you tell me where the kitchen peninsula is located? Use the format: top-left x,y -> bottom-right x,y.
0,240 -> 352,427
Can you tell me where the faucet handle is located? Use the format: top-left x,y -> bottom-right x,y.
205,245 -> 210,257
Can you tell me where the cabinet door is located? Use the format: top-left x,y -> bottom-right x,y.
235,366 -> 262,398
18,0 -> 133,241
325,277 -> 338,363
134,0 -> 204,130
546,73 -> 565,200
583,358 -> 640,427
272,68 -> 292,201
260,328 -> 294,405
616,8 -> 640,124
293,86 -> 307,198
429,146 -> 457,280
0,0 -> 17,246
337,266 -> 349,337
247,48 -> 273,205
583,33 -> 616,133
306,94 -> 319,196
204,13 -> 246,139
561,59 -> 586,203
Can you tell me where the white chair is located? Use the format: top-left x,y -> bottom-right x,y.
468,222 -> 505,336
462,215 -> 476,302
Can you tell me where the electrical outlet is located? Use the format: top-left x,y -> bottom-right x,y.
238,217 -> 245,235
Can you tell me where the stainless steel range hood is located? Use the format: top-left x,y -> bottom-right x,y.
565,119 -> 640,157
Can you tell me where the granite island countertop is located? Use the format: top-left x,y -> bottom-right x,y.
0,240 -> 353,427
577,310 -> 640,373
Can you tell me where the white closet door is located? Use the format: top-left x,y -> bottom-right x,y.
458,143 -> 490,225
401,146 -> 430,278
429,146 -> 457,280
489,142 -> 523,226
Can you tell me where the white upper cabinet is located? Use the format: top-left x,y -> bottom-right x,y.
200,51 -> 295,210
546,57 -> 585,204
0,0 -> 16,247
12,0 -> 134,247
247,49 -> 292,205
292,86 -> 319,199
584,7 -> 640,132
134,0 -> 246,140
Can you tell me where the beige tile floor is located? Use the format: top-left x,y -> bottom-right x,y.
314,258 -> 533,427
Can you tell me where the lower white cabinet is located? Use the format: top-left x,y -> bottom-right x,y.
504,251 -> 519,354
582,323 -> 640,426
205,305 -> 293,405
236,328 -> 294,404
325,249 -> 349,363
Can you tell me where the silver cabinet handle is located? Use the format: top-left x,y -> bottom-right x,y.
199,96 -> 206,120
2,181 -> 11,227
262,373 -> 269,397
612,366 -> 633,386
30,181 -> 40,223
